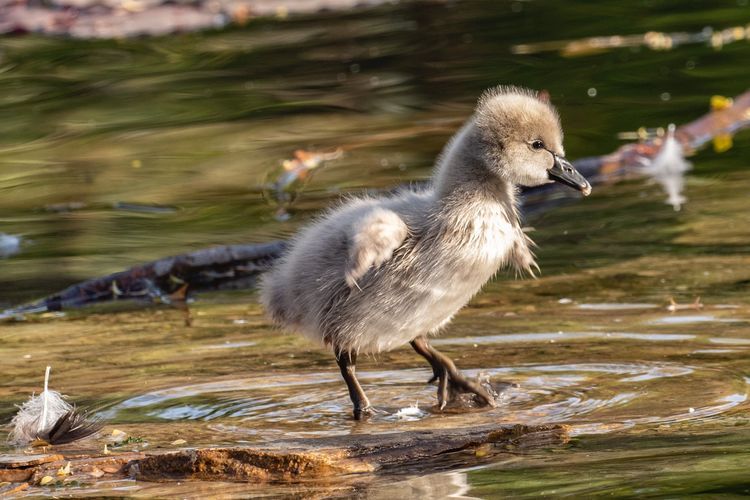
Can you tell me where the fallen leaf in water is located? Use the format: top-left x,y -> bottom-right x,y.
56,461 -> 71,476
110,429 -> 127,443
711,95 -> 733,110
39,476 -> 55,486
100,465 -> 121,474
667,296 -> 703,312
713,133 -> 733,153
171,439 -> 187,446
711,96 -> 734,152
267,148 -> 344,219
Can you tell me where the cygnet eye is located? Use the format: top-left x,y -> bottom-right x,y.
531,140 -> 545,150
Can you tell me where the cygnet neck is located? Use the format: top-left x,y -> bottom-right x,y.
432,120 -> 518,216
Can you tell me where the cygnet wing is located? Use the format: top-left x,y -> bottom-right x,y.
345,208 -> 408,289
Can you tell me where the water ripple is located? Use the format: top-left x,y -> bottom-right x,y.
102,361 -> 748,441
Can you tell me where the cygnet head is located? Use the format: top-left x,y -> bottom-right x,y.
473,86 -> 591,195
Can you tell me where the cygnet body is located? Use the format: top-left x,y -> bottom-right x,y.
261,86 -> 591,418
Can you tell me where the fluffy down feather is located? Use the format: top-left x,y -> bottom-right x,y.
8,367 -> 101,446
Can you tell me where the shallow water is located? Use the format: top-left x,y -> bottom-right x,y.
1,0 -> 750,497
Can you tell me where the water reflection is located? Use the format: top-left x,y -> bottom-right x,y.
576,303 -> 659,310
648,315 -> 742,324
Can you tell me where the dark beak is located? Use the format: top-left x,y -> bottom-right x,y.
548,155 -> 592,196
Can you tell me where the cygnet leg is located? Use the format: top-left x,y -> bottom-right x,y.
410,336 -> 496,410
335,349 -> 374,420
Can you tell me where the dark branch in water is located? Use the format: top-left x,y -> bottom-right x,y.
2,90 -> 748,320
1,242 -> 286,320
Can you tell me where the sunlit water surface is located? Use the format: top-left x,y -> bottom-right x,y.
1,0 -> 750,497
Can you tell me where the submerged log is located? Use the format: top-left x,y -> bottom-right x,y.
1,241 -> 286,320
2,90 -> 748,320
0,423 -> 568,489
136,423 -> 569,481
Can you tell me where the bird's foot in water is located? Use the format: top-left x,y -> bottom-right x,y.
437,373 -> 521,411
410,336 -> 512,411
353,405 -> 385,420
435,370 -> 498,410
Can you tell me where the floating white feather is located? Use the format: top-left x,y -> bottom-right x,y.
0,232 -> 21,259
641,123 -> 692,210
8,366 -> 73,446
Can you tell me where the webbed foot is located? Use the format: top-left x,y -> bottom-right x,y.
436,370 -> 497,410
410,336 -> 497,410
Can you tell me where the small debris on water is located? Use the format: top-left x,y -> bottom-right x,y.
110,429 -> 127,444
171,439 -> 187,446
267,148 -> 343,220
667,296 -> 703,312
39,475 -> 55,486
56,462 -> 72,477
475,443 -> 493,458
0,233 -> 21,259
558,298 -> 573,304
689,407 -> 696,413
